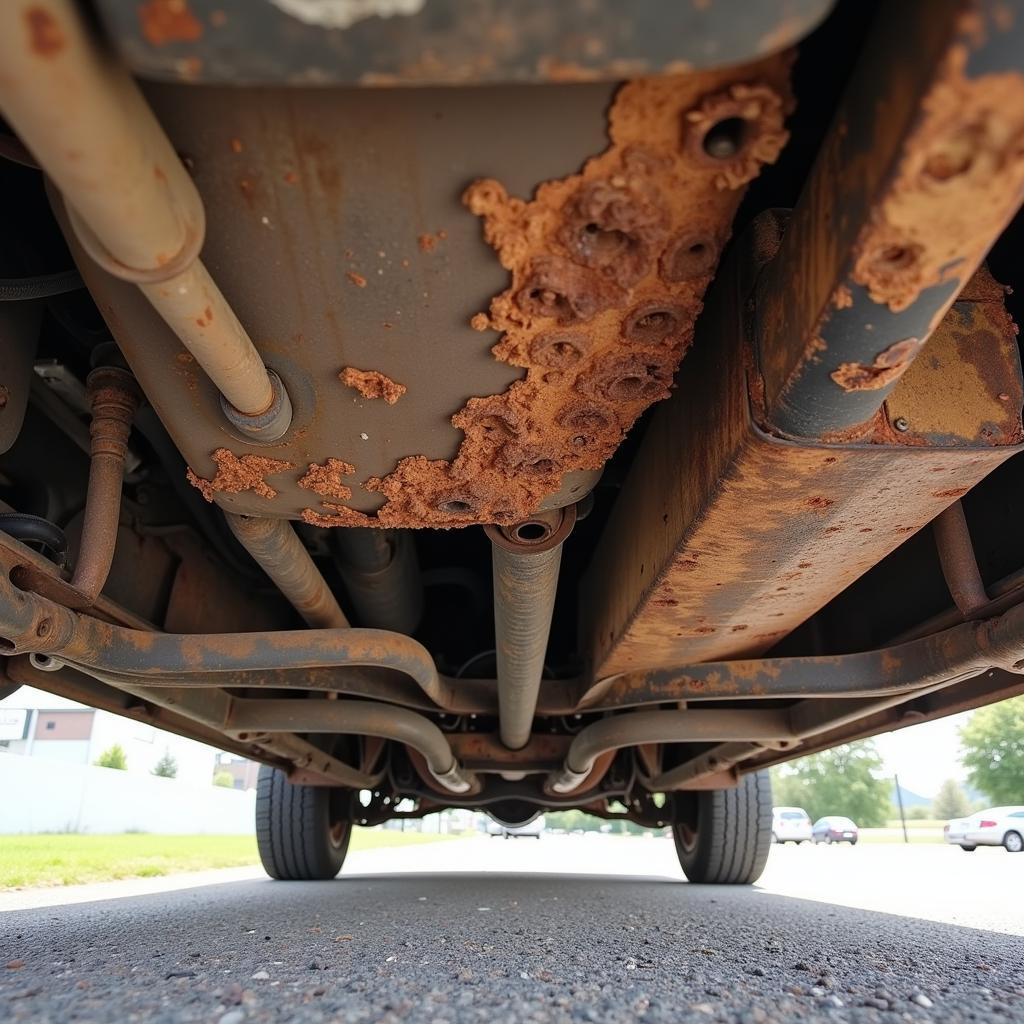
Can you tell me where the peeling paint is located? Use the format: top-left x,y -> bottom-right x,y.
187,449 -> 294,502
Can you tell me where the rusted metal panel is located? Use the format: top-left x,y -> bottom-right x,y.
445,733 -> 573,773
63,52 -> 794,528
95,0 -> 833,86
584,239 -> 1024,679
754,0 -> 1024,438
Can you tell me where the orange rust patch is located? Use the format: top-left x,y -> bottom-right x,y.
25,7 -> 65,57
346,271 -> 367,288
830,338 -> 922,391
301,504 -> 376,528
332,58 -> 793,529
298,458 -> 356,502
186,449 -> 293,502
833,284 -> 853,309
137,0 -> 203,47
417,230 -> 447,253
229,138 -> 243,154
851,32 -> 1024,311
339,368 -> 406,405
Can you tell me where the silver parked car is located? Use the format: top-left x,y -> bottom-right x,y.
811,816 -> 858,845
944,807 -> 1024,852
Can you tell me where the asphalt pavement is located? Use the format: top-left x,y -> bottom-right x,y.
2,837 -> 1022,1023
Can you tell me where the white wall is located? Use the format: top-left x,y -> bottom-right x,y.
0,752 -> 255,835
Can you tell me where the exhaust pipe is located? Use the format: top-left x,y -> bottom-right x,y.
486,506 -> 576,751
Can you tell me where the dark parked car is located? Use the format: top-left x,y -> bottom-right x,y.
812,817 -> 859,845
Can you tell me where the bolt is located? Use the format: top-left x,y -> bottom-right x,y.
894,417 -> 910,432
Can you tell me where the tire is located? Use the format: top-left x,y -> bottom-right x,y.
671,770 -> 772,885
1004,830 -> 1023,853
960,844 -> 977,852
255,765 -> 352,880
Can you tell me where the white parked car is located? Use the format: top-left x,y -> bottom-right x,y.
944,806 -> 1024,853
771,806 -> 812,844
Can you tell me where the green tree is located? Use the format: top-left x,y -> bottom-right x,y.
213,770 -> 235,788
960,696 -> 1024,805
769,740 -> 890,827
932,778 -> 969,819
151,749 -> 178,779
94,743 -> 127,770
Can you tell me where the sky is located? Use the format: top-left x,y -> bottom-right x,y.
872,711 -> 973,798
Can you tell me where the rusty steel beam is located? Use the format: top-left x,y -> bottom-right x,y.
584,223 -> 1024,679
755,0 -> 1024,438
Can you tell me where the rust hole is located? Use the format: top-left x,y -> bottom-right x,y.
580,222 -> 635,261
661,233 -> 719,281
623,303 -> 684,346
438,498 -> 474,515
873,244 -> 918,271
703,117 -> 747,159
529,331 -> 588,369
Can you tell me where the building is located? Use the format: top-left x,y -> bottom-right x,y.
0,686 -> 222,787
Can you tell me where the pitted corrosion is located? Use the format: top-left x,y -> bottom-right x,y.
288,58 -> 794,529
851,28 -> 1024,313
182,60 -> 792,528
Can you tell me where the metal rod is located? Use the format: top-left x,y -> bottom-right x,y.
547,710 -> 795,793
70,368 -> 138,603
487,507 -> 574,750
644,742 -> 768,791
225,698 -> 476,794
0,0 -> 288,437
226,513 -> 350,629
331,528 -> 422,634
932,500 -> 989,617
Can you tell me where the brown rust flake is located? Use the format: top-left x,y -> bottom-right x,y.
851,23 -> 1024,311
187,449 -> 293,502
298,458 -> 356,501
137,0 -> 203,47
339,368 -> 406,405
310,58 -> 793,529
830,338 -> 923,391
25,7 -> 65,57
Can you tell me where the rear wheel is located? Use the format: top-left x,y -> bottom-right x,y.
255,765 -> 352,880
671,770 -> 772,884
1004,830 -> 1023,853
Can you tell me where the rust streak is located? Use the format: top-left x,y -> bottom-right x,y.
25,6 -> 65,57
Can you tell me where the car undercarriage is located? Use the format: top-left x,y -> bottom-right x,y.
2,0 -> 1024,883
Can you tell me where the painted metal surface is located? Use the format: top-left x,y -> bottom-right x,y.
96,0 -> 834,86
62,51 -> 794,528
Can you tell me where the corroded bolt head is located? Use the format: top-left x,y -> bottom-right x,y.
893,417 -> 910,432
